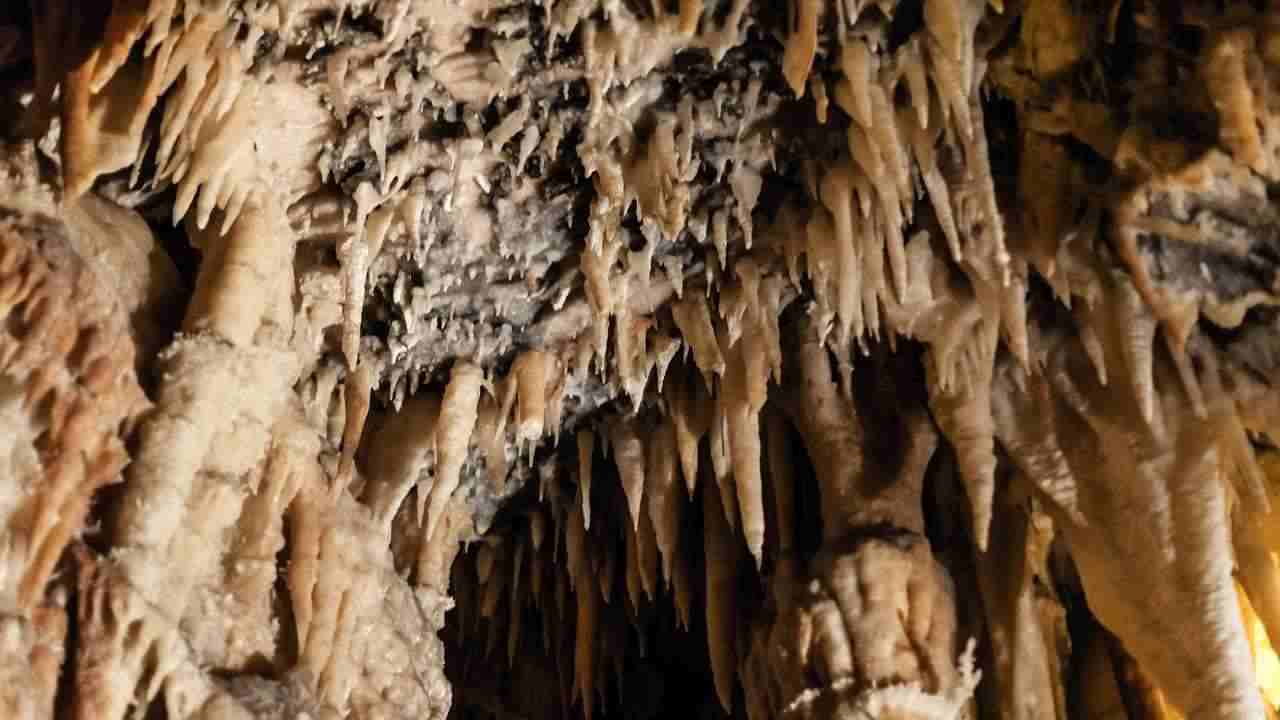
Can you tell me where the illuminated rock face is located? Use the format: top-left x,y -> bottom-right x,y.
2,1 -> 1280,719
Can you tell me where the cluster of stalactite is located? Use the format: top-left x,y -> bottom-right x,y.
1,0 -> 1280,719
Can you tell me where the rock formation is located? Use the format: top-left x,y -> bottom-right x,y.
2,0 -> 1280,718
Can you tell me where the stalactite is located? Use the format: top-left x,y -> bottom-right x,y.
672,293 -> 726,385
704,480 -> 738,714
646,420 -> 682,583
610,420 -> 646,531
577,428 -> 595,530
927,320 -> 999,549
424,360 -> 483,538
723,326 -> 766,567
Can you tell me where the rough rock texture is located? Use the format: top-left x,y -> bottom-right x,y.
3,0 -> 1280,719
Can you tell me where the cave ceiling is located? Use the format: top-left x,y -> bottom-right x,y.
4,0 -> 1280,719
